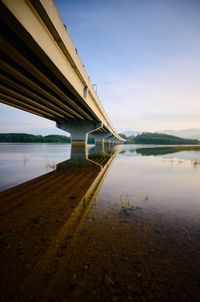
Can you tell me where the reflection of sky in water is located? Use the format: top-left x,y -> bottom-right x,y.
162,150 -> 200,161
0,144 -> 98,191
118,145 -> 200,166
1,142 -> 200,219
95,145 -> 200,222
0,144 -> 71,191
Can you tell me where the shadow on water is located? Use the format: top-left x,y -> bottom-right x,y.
0,145 -> 116,302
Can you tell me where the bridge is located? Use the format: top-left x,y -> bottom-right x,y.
0,0 -> 125,146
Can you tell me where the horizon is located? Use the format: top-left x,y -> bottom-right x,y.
0,126 -> 200,136
0,102 -> 200,136
1,0 -> 200,134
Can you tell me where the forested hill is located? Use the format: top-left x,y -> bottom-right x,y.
0,133 -> 71,143
1,132 -> 199,145
122,132 -> 199,145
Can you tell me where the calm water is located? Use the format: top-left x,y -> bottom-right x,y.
0,143 -> 71,191
99,145 -> 200,219
0,143 -> 200,301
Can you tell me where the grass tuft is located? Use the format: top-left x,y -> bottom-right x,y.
120,194 -> 140,217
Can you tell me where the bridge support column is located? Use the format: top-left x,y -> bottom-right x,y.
107,136 -> 115,144
110,139 -> 115,144
114,139 -> 121,144
90,132 -> 109,145
103,134 -> 113,144
56,121 -> 102,146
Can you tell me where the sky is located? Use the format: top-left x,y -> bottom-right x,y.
1,0 -> 200,134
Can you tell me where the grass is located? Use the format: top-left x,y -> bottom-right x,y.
144,193 -> 151,201
120,194 -> 140,217
45,159 -> 56,170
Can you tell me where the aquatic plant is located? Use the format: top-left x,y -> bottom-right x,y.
45,159 -> 56,170
144,193 -> 151,201
120,194 -> 140,217
23,155 -> 29,165
193,160 -> 200,168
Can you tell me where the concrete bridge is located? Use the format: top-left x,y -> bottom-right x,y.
0,0 -> 125,146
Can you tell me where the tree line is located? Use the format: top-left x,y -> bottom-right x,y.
0,133 -> 96,144
119,132 -> 199,145
0,132 -> 199,145
0,133 -> 71,143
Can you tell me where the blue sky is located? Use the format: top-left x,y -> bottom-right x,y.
1,0 -> 200,134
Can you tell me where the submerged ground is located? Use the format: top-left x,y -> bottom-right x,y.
0,144 -> 200,302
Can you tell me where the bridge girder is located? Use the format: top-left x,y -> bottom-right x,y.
0,0 -> 125,145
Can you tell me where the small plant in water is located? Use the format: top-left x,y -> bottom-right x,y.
144,193 -> 151,201
23,155 -> 29,166
45,159 -> 56,171
120,194 -> 140,217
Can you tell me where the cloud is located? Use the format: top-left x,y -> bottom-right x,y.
96,55 -> 200,131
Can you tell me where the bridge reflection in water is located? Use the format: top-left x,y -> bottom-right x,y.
0,145 -> 116,302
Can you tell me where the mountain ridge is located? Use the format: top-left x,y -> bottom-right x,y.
122,128 -> 200,139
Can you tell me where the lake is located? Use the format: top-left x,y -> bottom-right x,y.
0,143 -> 71,191
0,143 -> 200,302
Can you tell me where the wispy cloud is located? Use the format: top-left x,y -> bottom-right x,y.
96,54 -> 200,130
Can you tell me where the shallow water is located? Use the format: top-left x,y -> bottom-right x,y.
0,144 -> 200,301
0,143 -> 71,191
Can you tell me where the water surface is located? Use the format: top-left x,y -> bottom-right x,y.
0,143 -> 71,191
0,144 -> 200,302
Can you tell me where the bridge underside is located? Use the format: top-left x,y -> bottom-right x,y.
0,0 -> 124,146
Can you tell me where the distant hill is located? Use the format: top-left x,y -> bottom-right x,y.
122,128 -> 200,140
192,134 -> 200,140
121,130 -> 141,137
118,133 -> 127,140
160,128 -> 200,140
124,132 -> 199,145
0,133 -> 71,143
0,133 -> 97,144
1,132 -> 199,145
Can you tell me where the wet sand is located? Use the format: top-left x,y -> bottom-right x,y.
0,150 -> 200,302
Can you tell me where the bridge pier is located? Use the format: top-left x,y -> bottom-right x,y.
90,132 -> 110,145
103,134 -> 113,144
107,136 -> 116,144
114,139 -> 122,144
57,121 -> 102,146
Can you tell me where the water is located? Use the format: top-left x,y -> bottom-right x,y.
0,143 -> 71,191
0,143 -> 200,302
100,145 -> 200,220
